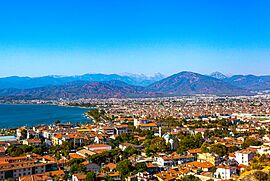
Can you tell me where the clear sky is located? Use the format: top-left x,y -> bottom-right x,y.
0,0 -> 270,77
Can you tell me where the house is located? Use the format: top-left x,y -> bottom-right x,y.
214,165 -> 237,180
146,163 -> 160,174
154,169 -> 183,181
81,161 -> 101,173
0,156 -> 58,180
72,174 -> 86,181
134,119 -> 148,127
138,123 -> 158,130
114,124 -> 129,135
136,171 -> 151,181
0,147 -> 5,157
52,134 -> 64,145
76,149 -> 96,158
187,148 -> 202,158
108,172 -> 121,180
22,139 -> 42,146
104,163 -> 117,172
187,161 -> 214,172
235,149 -> 255,165
102,127 -> 115,136
156,154 -> 195,167
19,170 -> 65,181
197,152 -> 221,166
84,144 -> 112,153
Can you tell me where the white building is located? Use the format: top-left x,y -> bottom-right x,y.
235,150 -> 255,165
214,165 -> 237,180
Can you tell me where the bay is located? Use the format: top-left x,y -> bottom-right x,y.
0,104 -> 91,128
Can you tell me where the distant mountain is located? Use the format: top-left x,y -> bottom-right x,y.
0,80 -> 155,100
2,71 -> 268,100
224,75 -> 270,91
210,72 -> 227,80
0,73 -> 164,89
145,71 -> 251,96
121,73 -> 165,86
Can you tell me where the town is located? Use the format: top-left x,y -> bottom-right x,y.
1,95 -> 270,181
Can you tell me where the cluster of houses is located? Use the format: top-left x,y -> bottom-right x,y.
0,112 -> 270,181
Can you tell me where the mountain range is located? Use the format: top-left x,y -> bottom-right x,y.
0,71 -> 269,100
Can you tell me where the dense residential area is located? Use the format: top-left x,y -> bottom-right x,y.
1,96 -> 270,181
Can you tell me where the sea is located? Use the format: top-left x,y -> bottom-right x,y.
0,104 -> 92,128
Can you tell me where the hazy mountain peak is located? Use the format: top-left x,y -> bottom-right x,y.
210,72 -> 227,80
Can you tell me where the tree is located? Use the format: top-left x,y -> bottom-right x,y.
70,163 -> 86,174
116,159 -> 133,176
147,137 -> 170,154
86,172 -> 96,181
209,144 -> 227,157
201,142 -> 210,153
179,175 -> 201,181
177,133 -> 204,154
20,129 -> 27,139
242,138 -> 262,149
135,162 -> 147,172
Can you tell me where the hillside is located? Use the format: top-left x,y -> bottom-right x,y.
145,71 -> 251,96
0,81 -> 151,100
0,73 -> 164,89
224,75 -> 270,91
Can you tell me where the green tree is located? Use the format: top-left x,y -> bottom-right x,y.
242,138 -> 262,149
86,172 -> 96,181
201,142 -> 210,153
135,162 -> 147,172
209,144 -> 227,157
147,137 -> 170,154
116,159 -> 133,176
70,163 -> 86,174
179,175 -> 201,181
20,129 -> 27,139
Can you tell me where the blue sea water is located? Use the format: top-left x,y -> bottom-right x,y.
0,104 -> 91,128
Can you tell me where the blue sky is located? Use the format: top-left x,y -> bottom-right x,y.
0,0 -> 270,77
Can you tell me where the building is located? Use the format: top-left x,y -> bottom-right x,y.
138,123 -> 158,130
114,124 -> 129,135
197,152 -> 221,166
72,174 -> 86,181
84,144 -> 112,152
22,139 -> 42,146
214,165 -> 237,180
0,157 -> 58,180
235,149 -> 255,165
156,154 -> 195,167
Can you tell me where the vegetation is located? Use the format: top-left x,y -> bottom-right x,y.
242,138 -> 263,149
177,133 -> 204,154
144,137 -> 170,155
86,109 -> 111,122
86,172 -> 96,181
116,159 -> 147,178
179,175 -> 202,181
69,158 -> 87,174
6,144 -> 45,156
209,144 -> 227,157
